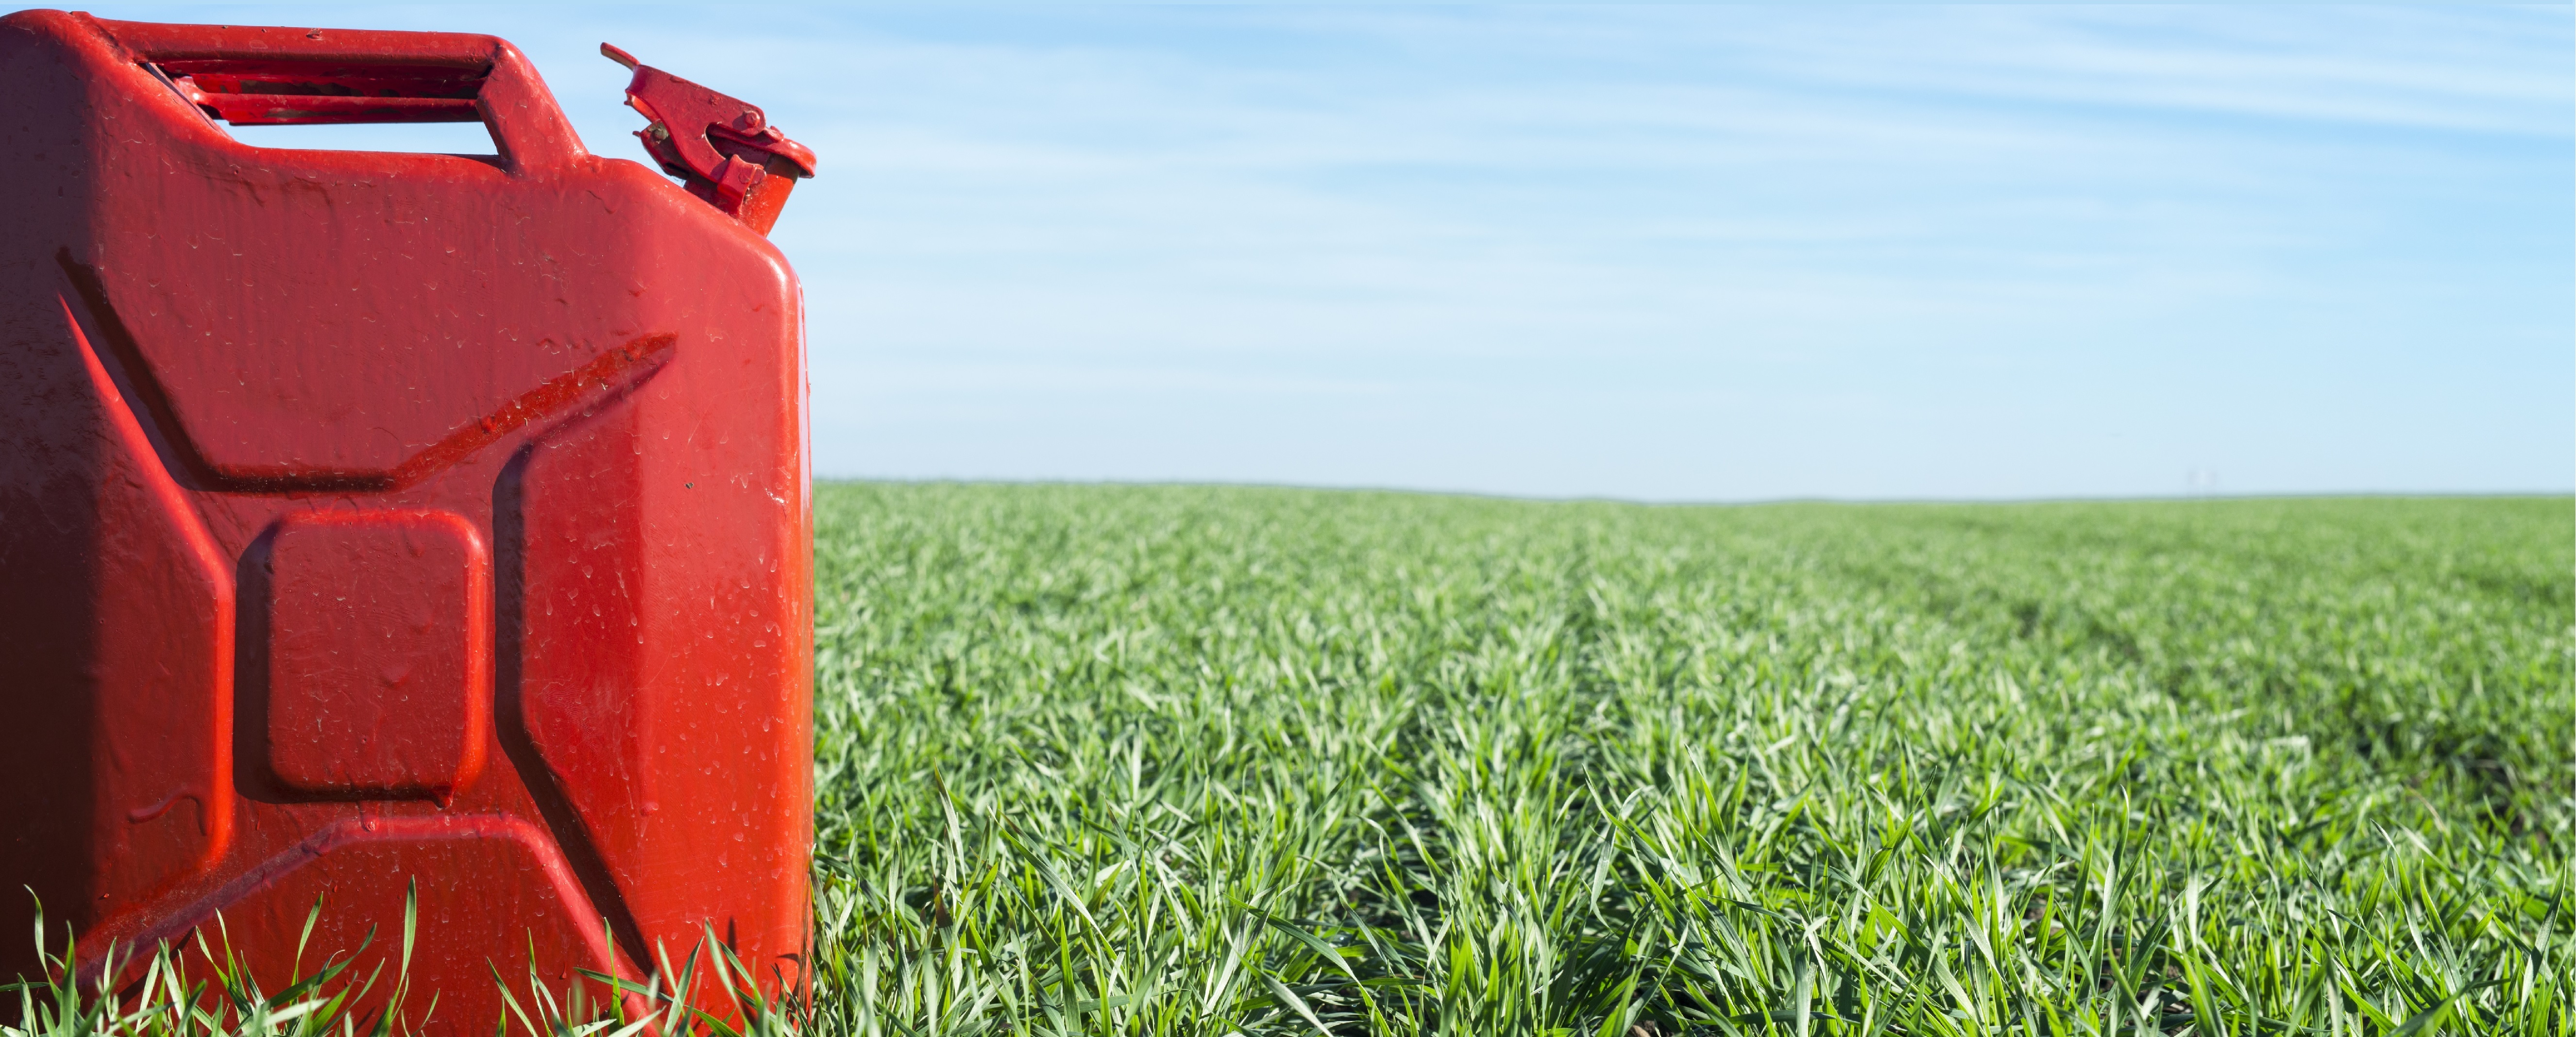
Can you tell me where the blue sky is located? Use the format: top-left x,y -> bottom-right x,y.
105,5 -> 2574,500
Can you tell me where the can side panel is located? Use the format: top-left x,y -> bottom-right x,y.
0,10 -> 236,982
147,817 -> 621,1029
0,13 -> 106,970
516,197 -> 812,991
83,122 -> 657,486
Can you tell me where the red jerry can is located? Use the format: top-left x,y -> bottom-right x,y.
0,11 -> 816,1027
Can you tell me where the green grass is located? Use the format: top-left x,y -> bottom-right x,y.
801,486 -> 2572,1036
11,486 -> 2571,1036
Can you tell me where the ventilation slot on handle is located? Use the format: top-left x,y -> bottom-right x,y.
151,60 -> 486,125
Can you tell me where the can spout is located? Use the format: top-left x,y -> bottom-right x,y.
603,43 -> 816,235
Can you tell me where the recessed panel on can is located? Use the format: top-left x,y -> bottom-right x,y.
265,510 -> 490,799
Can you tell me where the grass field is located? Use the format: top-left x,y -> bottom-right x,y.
799,486 -> 2574,1036
9,486 -> 2571,1036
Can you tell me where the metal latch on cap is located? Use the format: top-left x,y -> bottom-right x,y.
602,43 -> 817,236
